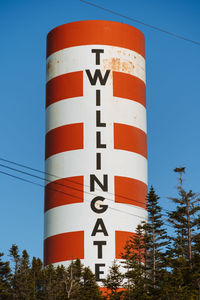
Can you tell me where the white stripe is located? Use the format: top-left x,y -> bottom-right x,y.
44,201 -> 147,239
46,96 -> 147,134
46,45 -> 145,83
46,97 -> 84,133
45,149 -> 147,185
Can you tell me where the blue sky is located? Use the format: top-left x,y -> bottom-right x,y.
0,0 -> 200,261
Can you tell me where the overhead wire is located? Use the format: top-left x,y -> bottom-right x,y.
0,158 -> 149,210
0,167 -> 174,227
0,160 -> 174,227
0,157 -> 172,214
80,0 -> 200,46
0,169 -> 148,221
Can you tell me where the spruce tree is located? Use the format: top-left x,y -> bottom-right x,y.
80,266 -> 102,300
31,256 -> 43,299
192,231 -> 200,294
0,253 -> 11,299
18,250 -> 34,299
166,167 -> 200,297
146,186 -> 168,297
102,260 -> 123,299
121,186 -> 168,299
9,244 -> 21,299
122,223 -> 149,299
42,263 -> 58,300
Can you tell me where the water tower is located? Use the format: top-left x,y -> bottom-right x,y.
44,20 -> 147,281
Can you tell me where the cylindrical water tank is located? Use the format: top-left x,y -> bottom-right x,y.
44,20 -> 147,281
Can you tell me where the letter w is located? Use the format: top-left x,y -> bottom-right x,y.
85,69 -> 110,85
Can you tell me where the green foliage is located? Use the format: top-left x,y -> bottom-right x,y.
146,186 -> 168,297
1,169 -> 200,299
0,253 -> 11,299
102,261 -> 123,299
2,248 -> 103,299
31,256 -> 43,299
121,223 -> 150,299
79,267 -> 102,299
165,169 -> 200,298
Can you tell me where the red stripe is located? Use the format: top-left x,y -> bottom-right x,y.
115,176 -> 147,208
114,123 -> 147,158
44,231 -> 84,265
46,71 -> 83,108
45,176 -> 84,212
45,123 -> 83,159
47,20 -> 145,58
113,71 -> 146,107
115,231 -> 135,259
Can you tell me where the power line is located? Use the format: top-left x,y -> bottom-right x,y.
0,170 -> 83,200
0,157 -> 172,214
0,162 -> 99,200
5,157 -> 193,232
0,170 -> 44,189
0,164 -> 176,228
0,167 -> 175,228
0,158 -> 177,228
0,158 -> 149,209
0,159 -> 170,217
80,0 -> 200,46
0,162 -> 152,219
0,169 -> 148,221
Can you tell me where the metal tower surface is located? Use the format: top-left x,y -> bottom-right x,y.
44,20 -> 147,281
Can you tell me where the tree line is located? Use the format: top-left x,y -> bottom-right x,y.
1,168 -> 200,299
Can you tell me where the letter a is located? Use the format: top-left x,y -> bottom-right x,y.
91,218 -> 108,236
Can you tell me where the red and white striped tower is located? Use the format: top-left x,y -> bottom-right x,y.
44,20 -> 147,281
